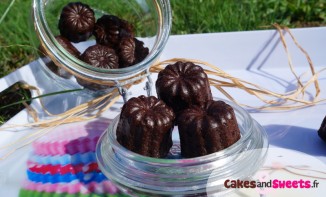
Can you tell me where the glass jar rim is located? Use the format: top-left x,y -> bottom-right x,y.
33,0 -> 172,80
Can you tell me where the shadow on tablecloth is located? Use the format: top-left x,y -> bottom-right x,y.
264,124 -> 326,157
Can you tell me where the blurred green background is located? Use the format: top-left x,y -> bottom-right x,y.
0,0 -> 325,77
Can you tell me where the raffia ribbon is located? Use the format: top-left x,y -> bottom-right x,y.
0,24 -> 325,159
152,24 -> 325,110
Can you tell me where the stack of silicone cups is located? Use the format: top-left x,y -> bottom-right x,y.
20,120 -> 127,196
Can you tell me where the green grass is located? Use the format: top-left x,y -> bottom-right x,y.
171,0 -> 325,34
0,0 -> 37,76
0,0 -> 325,77
0,0 -> 325,123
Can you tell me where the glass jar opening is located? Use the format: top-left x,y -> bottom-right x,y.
33,0 -> 172,81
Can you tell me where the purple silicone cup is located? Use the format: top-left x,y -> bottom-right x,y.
32,120 -> 109,156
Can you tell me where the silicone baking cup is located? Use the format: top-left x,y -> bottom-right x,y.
28,152 -> 97,166
27,170 -> 106,184
22,120 -> 119,196
32,122 -> 107,156
19,189 -> 128,197
27,161 -> 99,175
21,180 -> 119,194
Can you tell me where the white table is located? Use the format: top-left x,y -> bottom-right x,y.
1,27 -> 326,196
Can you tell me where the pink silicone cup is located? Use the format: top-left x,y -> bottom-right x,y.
21,180 -> 119,194
27,161 -> 100,175
32,120 -> 109,156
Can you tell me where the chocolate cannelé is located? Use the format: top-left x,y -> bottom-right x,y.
116,95 -> 175,158
177,100 -> 241,158
156,61 -> 213,116
318,115 -> 326,142
58,2 -> 95,43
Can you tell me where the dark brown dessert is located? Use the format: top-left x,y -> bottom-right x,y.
156,61 -> 213,115
94,15 -> 134,48
318,116 -> 326,142
77,44 -> 118,90
55,35 -> 81,58
37,2 -> 151,92
55,3 -> 148,71
58,2 -> 95,43
45,62 -> 72,79
81,44 -> 119,69
39,35 -> 81,79
116,95 -> 175,158
39,35 -> 80,58
117,37 -> 149,68
134,38 -> 149,64
118,37 -> 136,68
177,100 -> 241,158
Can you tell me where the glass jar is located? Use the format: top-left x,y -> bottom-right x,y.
30,0 -> 171,113
96,99 -> 269,196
